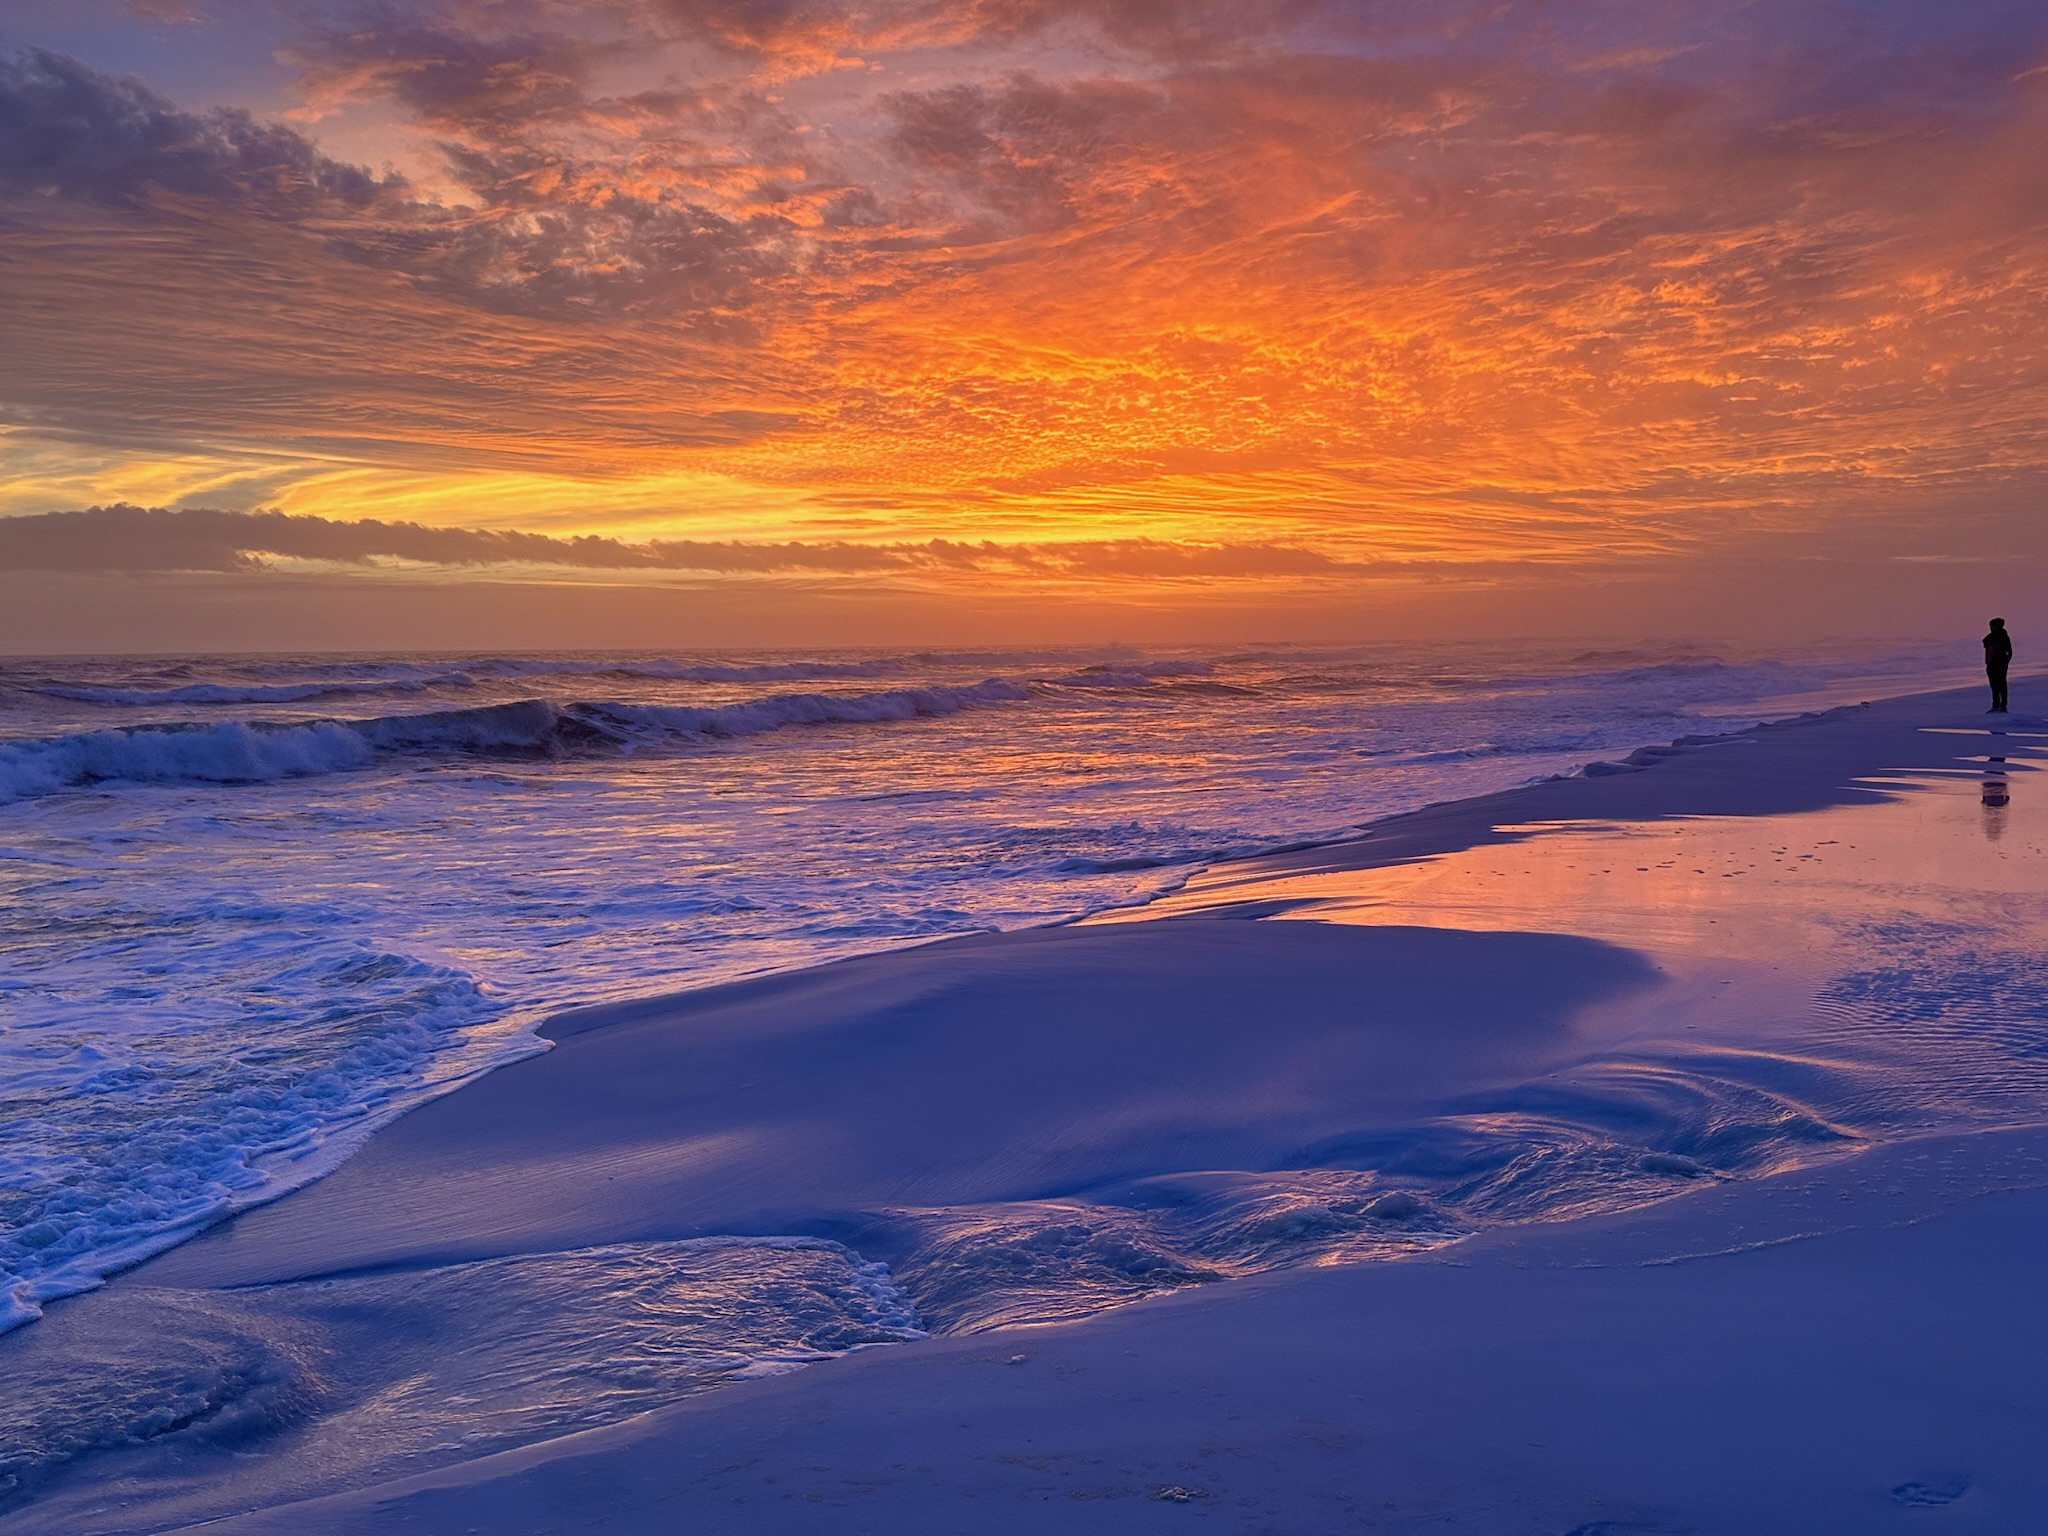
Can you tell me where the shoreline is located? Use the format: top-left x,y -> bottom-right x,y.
537,688 -> 1927,1042
0,663 -> 1858,1337
8,675 -> 2047,1532
0,651 -> 1977,1335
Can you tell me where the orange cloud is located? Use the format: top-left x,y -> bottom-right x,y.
3,2 -> 2048,626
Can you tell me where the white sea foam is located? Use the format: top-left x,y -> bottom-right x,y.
0,719 -> 377,801
0,929 -> 528,1331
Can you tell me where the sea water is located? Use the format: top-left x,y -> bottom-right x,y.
0,639 -> 1974,1329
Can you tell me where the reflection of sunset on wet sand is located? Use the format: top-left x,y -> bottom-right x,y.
1129,753 -> 2048,956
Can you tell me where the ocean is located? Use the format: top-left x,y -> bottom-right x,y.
0,638 -> 1977,1330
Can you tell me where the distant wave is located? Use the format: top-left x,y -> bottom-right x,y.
905,646 -> 1145,667
218,657 -> 483,684
0,681 -> 1030,803
30,651 -> 1231,707
469,657 -> 911,684
355,652 -> 1207,688
241,648 -> 1174,686
1047,660 -> 1214,689
36,676 -> 475,707
576,680 -> 1028,740
54,657 -> 916,694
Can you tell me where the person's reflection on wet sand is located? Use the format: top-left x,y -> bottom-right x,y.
1982,745 -> 2010,842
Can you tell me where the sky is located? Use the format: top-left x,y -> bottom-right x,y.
2,0 -> 2047,651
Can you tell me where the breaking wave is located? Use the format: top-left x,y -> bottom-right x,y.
0,680 -> 1030,803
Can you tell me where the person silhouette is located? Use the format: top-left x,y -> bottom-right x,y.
1984,618 -> 2012,712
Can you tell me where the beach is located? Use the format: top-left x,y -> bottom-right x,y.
6,678 -> 2047,1533
9,3 -> 2045,1526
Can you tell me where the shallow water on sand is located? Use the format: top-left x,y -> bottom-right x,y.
1098,729 -> 2048,1205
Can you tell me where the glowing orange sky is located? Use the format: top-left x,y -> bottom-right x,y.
4,1 -> 2048,645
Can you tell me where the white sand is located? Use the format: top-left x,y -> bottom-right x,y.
7,682 -> 2047,1533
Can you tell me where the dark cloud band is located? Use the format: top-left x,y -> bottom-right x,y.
0,505 -> 1351,579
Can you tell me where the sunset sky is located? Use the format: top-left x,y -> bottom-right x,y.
3,0 -> 2047,649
